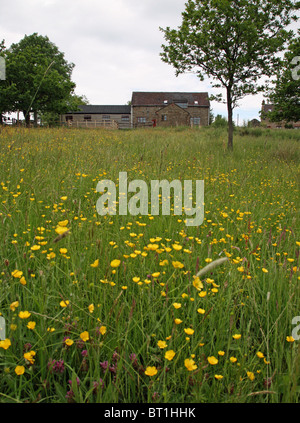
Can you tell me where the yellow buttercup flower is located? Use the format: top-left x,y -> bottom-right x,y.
184,328 -> 194,335
247,371 -> 255,381
27,321 -> 36,330
172,261 -> 184,269
47,252 -> 56,260
147,244 -> 159,251
145,366 -> 158,376
232,334 -> 241,340
55,226 -> 69,235
165,350 -> 176,361
10,301 -> 19,311
90,259 -> 99,268
18,311 -> 31,319
157,340 -> 167,349
15,366 -> 25,375
11,270 -> 23,278
193,277 -> 203,291
132,277 -> 140,283
19,276 -> 26,286
110,259 -> 121,268
0,339 -> 11,350
207,356 -> 218,365
30,245 -> 40,251
80,331 -> 89,342
99,326 -> 107,335
24,350 -> 36,364
172,244 -> 182,251
184,358 -> 197,371
58,219 -> 68,227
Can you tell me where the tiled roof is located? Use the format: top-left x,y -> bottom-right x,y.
68,105 -> 131,114
131,92 -> 210,107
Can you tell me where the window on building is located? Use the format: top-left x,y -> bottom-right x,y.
161,114 -> 167,121
102,115 -> 110,121
84,115 -> 91,120
66,115 -> 73,121
121,115 -> 129,121
194,101 -> 199,105
192,117 -> 201,125
137,117 -> 146,123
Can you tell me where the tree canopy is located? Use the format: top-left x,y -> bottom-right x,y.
267,31 -> 300,124
160,0 -> 299,149
1,33 -> 80,125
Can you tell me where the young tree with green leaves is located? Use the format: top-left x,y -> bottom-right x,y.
6,33 -> 76,126
267,31 -> 300,124
160,0 -> 299,149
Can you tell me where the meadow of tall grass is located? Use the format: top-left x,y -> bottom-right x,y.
0,125 -> 299,403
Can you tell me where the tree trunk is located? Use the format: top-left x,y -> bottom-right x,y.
23,111 -> 30,127
34,110 -> 38,127
226,86 -> 233,150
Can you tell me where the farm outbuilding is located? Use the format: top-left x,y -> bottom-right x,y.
61,105 -> 131,129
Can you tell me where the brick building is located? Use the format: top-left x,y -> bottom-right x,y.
131,92 -> 210,128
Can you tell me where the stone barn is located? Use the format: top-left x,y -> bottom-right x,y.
131,92 -> 210,128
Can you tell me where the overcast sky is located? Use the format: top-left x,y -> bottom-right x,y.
0,0 -> 297,123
